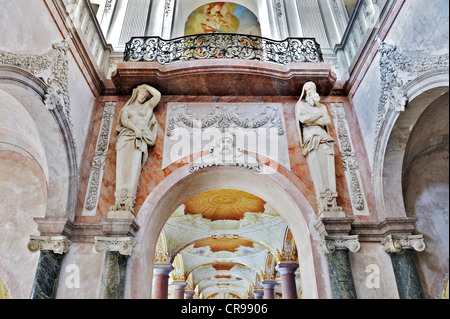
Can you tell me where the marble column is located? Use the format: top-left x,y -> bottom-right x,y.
153,264 -> 174,299
382,234 -> 426,299
278,262 -> 299,299
172,280 -> 187,299
253,289 -> 264,299
322,235 -> 360,299
184,290 -> 195,299
28,236 -> 71,299
262,280 -> 277,299
94,236 -> 134,299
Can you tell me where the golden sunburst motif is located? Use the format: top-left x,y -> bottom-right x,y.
184,189 -> 266,221
193,237 -> 255,253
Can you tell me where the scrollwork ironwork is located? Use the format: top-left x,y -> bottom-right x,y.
124,33 -> 323,65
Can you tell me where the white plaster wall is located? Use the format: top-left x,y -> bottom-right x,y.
350,242 -> 399,299
351,0 -> 449,165
0,0 -> 97,167
56,243 -> 104,299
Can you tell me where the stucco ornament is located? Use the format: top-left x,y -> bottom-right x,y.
295,81 -> 343,217
110,84 -> 161,218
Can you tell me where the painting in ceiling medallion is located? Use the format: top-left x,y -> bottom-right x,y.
184,189 -> 266,221
185,2 -> 261,36
193,236 -> 255,253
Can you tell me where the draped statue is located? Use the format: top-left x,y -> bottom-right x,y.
295,82 -> 343,217
110,84 -> 161,218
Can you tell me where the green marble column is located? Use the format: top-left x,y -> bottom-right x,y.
390,249 -> 425,299
99,251 -> 129,299
327,249 -> 357,299
29,250 -> 64,299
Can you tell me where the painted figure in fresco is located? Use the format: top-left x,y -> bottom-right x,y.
185,2 -> 261,36
295,82 -> 342,216
111,84 -> 161,215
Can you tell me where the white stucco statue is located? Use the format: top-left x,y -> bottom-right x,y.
110,84 -> 161,218
295,81 -> 343,217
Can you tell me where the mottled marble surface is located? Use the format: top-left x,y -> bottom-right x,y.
327,250 -> 357,299
99,251 -> 128,299
390,249 -> 425,299
29,250 -> 64,299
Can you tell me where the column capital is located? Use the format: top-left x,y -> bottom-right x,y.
28,235 -> 71,254
93,236 -> 134,256
321,235 -> 360,254
153,264 -> 174,276
261,280 -> 277,289
172,280 -> 187,289
277,262 -> 299,275
253,289 -> 264,298
381,234 -> 426,253
184,290 -> 196,299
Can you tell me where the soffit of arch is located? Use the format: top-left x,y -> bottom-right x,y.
180,245 -> 268,277
191,263 -> 256,290
162,203 -> 287,259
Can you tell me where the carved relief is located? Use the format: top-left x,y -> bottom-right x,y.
321,235 -> 361,254
330,103 -> 367,214
28,236 -> 71,254
84,102 -> 116,213
374,42 -> 449,156
0,40 -> 78,167
381,234 -> 426,254
93,236 -> 134,256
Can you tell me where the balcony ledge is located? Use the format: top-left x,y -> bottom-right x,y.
111,59 -> 336,96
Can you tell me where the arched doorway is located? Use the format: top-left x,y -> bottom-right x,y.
126,165 -> 330,299
374,69 -> 449,298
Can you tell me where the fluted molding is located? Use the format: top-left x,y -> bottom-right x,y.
381,234 -> 426,254
28,235 -> 71,254
93,236 -> 134,256
321,235 -> 361,254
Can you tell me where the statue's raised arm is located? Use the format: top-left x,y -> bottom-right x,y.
110,84 -> 161,218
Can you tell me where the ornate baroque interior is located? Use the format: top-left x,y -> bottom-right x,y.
0,0 -> 448,300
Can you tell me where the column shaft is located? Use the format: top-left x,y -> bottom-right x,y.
153,265 -> 173,299
278,263 -> 299,299
99,251 -> 128,299
390,249 -> 425,299
327,250 -> 357,299
30,250 -> 64,299
262,281 -> 276,299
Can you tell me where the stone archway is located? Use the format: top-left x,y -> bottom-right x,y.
126,164 -> 330,299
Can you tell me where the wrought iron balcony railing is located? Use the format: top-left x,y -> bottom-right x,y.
124,33 -> 323,65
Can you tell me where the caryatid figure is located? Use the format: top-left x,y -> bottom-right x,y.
110,84 -> 161,218
295,82 -> 343,217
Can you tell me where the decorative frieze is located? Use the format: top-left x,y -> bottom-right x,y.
93,236 -> 134,256
0,40 -> 78,169
374,42 -> 449,156
83,102 -> 116,214
321,235 -> 361,254
28,235 -> 71,254
381,234 -> 426,254
330,103 -> 368,215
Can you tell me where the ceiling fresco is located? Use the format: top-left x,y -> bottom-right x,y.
156,189 -> 300,299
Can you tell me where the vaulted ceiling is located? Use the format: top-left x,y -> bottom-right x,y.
155,189 -> 299,299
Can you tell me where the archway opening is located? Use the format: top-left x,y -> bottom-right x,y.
128,165 -> 328,299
